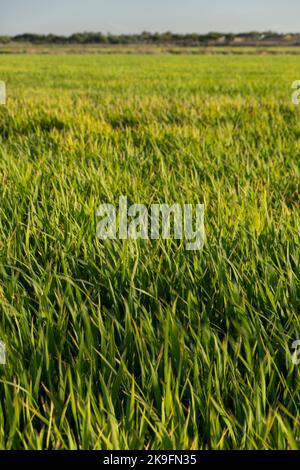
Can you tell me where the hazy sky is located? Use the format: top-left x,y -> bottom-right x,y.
1,0 -> 300,36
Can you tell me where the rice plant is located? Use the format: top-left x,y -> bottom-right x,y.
0,54 -> 300,449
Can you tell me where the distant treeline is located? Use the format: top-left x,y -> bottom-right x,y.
0,31 -> 300,46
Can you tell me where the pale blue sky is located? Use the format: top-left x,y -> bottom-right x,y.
1,0 -> 299,36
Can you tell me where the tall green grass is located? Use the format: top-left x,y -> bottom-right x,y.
0,54 -> 300,449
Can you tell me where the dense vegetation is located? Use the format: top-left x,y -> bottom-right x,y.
0,54 -> 300,449
0,31 -> 300,46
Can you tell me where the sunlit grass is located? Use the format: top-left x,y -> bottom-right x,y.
0,54 -> 300,449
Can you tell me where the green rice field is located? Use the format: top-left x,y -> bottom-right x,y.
0,54 -> 300,449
